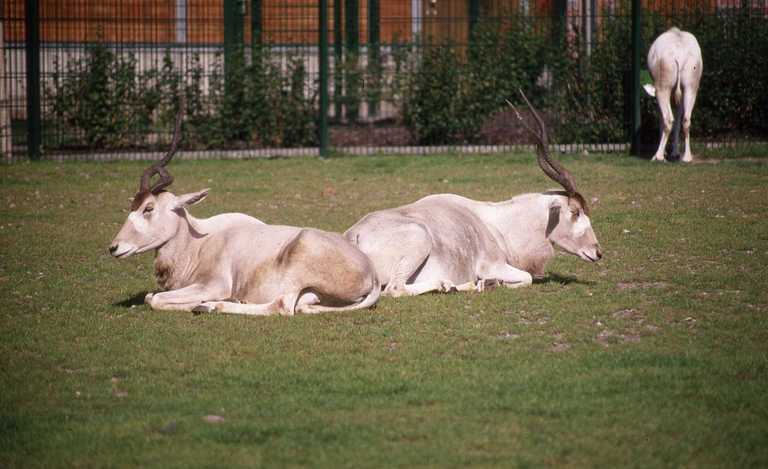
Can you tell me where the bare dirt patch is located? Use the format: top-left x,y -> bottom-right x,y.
330,125 -> 414,147
595,308 -> 662,347
329,108 -> 540,147
497,332 -> 521,340
550,342 -> 571,352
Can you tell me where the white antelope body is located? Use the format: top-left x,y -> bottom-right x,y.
109,116 -> 379,316
644,27 -> 703,162
344,92 -> 602,297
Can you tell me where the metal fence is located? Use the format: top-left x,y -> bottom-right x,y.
2,0 -> 767,160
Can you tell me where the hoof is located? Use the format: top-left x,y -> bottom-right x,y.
479,279 -> 500,292
192,303 -> 216,314
439,281 -> 457,293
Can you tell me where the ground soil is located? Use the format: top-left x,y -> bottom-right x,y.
329,109 -> 536,147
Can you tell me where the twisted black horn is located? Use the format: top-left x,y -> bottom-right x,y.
138,103 -> 184,194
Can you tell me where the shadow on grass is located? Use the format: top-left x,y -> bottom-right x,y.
113,291 -> 149,308
536,272 -> 596,286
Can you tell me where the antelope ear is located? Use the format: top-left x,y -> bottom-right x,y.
545,202 -> 561,238
175,189 -> 209,209
643,84 -> 656,97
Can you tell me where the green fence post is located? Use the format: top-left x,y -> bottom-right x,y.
25,0 -> 41,160
251,0 -> 262,65
468,0 -> 480,36
630,0 -> 642,155
344,0 -> 359,122
551,0 -> 567,47
224,0 -> 244,94
344,0 -> 359,52
367,0 -> 380,118
319,0 -> 330,157
223,0 -> 244,141
333,0 -> 343,122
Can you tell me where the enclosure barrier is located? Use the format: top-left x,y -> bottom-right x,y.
1,0 -> 766,160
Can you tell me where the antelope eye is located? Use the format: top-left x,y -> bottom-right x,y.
143,204 -> 154,214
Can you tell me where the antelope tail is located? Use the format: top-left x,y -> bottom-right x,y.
674,58 -> 682,104
298,277 -> 381,313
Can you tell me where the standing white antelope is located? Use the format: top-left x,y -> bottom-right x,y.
644,27 -> 703,162
109,114 -> 380,316
343,91 -> 602,297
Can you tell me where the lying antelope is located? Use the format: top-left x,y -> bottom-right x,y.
344,91 -> 602,297
644,27 -> 703,162
109,114 -> 379,315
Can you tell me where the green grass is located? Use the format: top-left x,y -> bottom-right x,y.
1,153 -> 768,467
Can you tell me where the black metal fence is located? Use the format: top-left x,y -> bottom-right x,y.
2,0 -> 767,160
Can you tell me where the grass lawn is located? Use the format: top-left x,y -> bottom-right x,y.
1,153 -> 767,467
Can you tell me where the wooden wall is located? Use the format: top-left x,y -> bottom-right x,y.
4,1 -> 176,43
3,0 -> 416,44
3,0 -> 719,45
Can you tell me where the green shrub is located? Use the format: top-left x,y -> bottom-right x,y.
45,42 -> 156,149
400,24 -> 538,144
45,43 -> 318,151
402,45 -> 464,144
401,20 -> 548,145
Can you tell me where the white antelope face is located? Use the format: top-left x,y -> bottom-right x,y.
108,189 -> 208,259
509,90 -> 603,265
546,199 -> 602,263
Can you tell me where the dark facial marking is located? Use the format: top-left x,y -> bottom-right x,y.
546,205 -> 561,237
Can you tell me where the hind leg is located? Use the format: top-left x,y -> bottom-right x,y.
680,88 -> 698,163
377,225 -> 434,297
393,278 -> 458,296
194,291 -> 301,317
383,253 -> 435,297
670,97 -> 683,160
652,89 -> 674,162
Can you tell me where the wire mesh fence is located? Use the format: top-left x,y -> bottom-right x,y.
1,0 -> 767,160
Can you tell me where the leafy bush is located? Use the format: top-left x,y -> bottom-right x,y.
401,21 -> 547,145
402,45 -> 464,144
45,42 -> 157,149
240,50 -> 317,147
45,43 -> 317,151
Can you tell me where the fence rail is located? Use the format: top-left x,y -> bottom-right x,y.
2,0 -> 767,160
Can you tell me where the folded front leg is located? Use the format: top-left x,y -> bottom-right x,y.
476,263 -> 533,290
146,284 -> 225,312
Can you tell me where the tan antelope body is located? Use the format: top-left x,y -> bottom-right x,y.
109,114 -> 379,316
644,27 -> 703,162
344,92 -> 602,296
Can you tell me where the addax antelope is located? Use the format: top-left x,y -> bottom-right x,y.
109,112 -> 380,315
644,27 -> 703,162
344,91 -> 602,297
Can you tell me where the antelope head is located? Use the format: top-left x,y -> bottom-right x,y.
509,90 -> 603,263
109,111 -> 207,258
